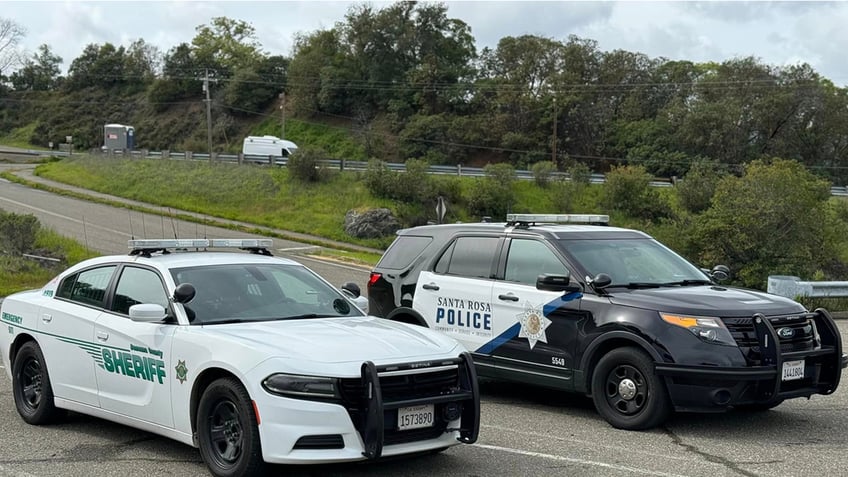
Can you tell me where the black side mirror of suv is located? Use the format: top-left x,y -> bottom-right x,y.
536,274 -> 582,294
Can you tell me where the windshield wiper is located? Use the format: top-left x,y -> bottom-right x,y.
204,318 -> 257,325
662,279 -> 712,286
607,282 -> 666,289
284,313 -> 337,320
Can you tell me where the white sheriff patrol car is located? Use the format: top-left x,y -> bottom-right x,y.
0,239 -> 479,477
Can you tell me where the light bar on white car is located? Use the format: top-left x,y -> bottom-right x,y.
128,239 -> 211,249
505,214 -> 609,225
128,238 -> 274,249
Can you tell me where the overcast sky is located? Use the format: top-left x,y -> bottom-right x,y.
3,1 -> 848,86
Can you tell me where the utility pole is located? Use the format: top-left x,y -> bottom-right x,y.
551,96 -> 558,167
279,92 -> 286,139
203,69 -> 213,163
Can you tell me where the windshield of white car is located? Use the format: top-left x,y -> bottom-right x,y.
557,238 -> 710,287
170,263 -> 364,325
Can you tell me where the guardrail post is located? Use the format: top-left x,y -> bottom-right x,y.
186,151 -> 193,161
341,158 -> 345,171
268,155 -> 274,166
457,164 -> 462,176
141,149 -> 148,159
163,150 -> 170,160
238,152 -> 243,165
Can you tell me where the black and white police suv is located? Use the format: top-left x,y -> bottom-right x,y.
1,239 -> 479,477
368,214 -> 847,430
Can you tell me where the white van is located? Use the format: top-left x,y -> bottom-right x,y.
242,136 -> 299,159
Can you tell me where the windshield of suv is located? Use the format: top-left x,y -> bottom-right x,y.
557,238 -> 710,287
170,263 -> 364,324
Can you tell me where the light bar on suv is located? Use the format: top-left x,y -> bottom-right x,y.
505,214 -> 609,226
128,239 -> 211,249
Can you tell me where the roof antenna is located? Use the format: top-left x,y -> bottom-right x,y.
82,215 -> 89,251
128,210 -> 135,240
169,208 -> 178,239
141,213 -> 146,238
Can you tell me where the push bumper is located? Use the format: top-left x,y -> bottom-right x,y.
655,308 -> 845,412
360,351 -> 480,459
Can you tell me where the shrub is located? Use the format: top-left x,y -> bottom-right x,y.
568,162 -> 592,185
601,165 -> 671,219
287,146 -> 330,183
0,212 -> 40,255
677,160 -> 723,214
467,163 -> 516,220
531,161 -> 557,188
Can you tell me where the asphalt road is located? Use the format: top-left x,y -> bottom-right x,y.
2,163 -> 848,476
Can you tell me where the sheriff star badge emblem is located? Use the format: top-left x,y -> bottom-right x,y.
516,302 -> 552,350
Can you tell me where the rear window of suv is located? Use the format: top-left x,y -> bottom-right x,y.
376,235 -> 432,270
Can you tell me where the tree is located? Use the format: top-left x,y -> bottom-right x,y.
693,159 -> 835,288
191,17 -> 263,75
9,44 -> 62,91
0,18 -> 25,75
66,43 -> 126,90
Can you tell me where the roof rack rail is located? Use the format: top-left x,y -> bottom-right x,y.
128,238 -> 274,257
505,214 -> 609,227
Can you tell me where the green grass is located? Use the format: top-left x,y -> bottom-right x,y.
0,122 -> 49,149
0,228 -> 99,296
33,157 -> 396,249
249,117 -> 367,160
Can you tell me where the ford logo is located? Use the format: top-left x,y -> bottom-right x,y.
777,327 -> 795,339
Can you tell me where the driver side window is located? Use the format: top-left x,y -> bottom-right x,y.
504,239 -> 568,286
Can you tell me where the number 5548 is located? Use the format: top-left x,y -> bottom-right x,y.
551,357 -> 565,366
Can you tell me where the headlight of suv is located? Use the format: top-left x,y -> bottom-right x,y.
660,313 -> 737,346
262,373 -> 340,400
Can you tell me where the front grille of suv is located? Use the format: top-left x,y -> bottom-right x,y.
722,313 -> 816,363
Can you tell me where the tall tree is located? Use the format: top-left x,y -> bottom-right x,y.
9,44 -> 62,91
0,18 -> 25,75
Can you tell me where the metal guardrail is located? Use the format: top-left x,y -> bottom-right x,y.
768,275 -> 848,299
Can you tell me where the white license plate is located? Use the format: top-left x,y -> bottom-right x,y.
782,360 -> 805,381
397,404 -> 435,431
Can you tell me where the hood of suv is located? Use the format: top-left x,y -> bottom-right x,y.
608,285 -> 805,316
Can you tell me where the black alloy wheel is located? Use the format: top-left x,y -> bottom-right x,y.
591,347 -> 671,430
12,341 -> 62,425
197,377 -> 266,477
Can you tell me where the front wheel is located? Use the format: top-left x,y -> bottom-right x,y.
12,341 -> 63,425
591,347 -> 671,430
197,377 -> 266,477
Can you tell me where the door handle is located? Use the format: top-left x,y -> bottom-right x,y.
498,294 -> 519,302
422,283 -> 440,291
96,331 -> 109,341
41,314 -> 53,323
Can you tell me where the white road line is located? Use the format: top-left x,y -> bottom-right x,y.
481,424 -> 697,463
473,444 -> 691,477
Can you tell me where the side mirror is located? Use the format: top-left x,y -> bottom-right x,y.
710,265 -> 730,282
129,304 -> 167,323
536,273 -> 582,294
588,273 -> 612,292
341,282 -> 361,299
173,283 -> 196,304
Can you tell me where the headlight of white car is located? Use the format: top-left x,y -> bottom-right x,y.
262,373 -> 340,399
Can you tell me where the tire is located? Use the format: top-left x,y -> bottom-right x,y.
197,377 -> 266,477
590,347 -> 671,430
12,341 -> 63,425
735,400 -> 784,412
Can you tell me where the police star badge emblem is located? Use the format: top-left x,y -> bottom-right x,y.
516,302 -> 552,350
175,360 -> 188,384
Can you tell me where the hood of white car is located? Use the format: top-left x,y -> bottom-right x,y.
199,316 -> 461,363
